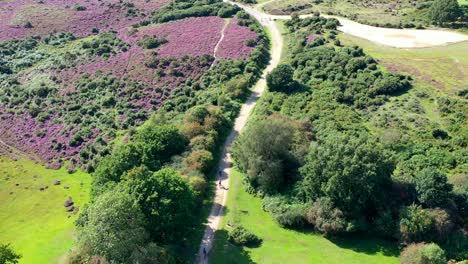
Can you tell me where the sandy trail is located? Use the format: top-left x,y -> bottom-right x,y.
196,1 -> 282,263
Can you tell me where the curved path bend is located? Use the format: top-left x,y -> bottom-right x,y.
197,1 -> 467,263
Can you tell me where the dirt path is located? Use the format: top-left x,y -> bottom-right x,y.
196,1 -> 282,263
211,19 -> 230,69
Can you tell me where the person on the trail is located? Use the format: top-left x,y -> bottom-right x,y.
218,179 -> 222,186
203,247 -> 207,258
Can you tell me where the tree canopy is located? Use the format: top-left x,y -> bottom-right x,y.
0,243 -> 21,264
122,167 -> 196,243
300,133 -> 394,219
429,0 -> 462,24
77,191 -> 148,263
414,169 -> 453,208
266,64 -> 295,92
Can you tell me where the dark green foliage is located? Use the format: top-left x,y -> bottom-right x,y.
149,0 -> 240,24
266,64 -> 295,92
400,243 -> 446,264
429,0 -> 462,24
228,225 -> 261,246
0,243 -> 21,264
81,32 -> 129,57
414,169 -> 453,208
132,125 -> 187,170
77,191 -> 148,263
122,167 -> 196,243
73,4 -> 86,11
306,197 -> 346,235
137,35 -> 168,49
232,116 -> 300,193
299,134 -> 394,220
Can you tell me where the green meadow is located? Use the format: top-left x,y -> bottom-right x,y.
0,156 -> 91,263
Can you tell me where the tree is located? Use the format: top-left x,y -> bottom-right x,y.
133,124 -> 187,170
122,167 -> 196,243
429,0 -> 462,24
400,243 -> 446,264
91,143 -> 142,197
232,116 -> 297,193
299,133 -> 394,219
266,64 -> 295,92
77,191 -> 148,263
0,243 -> 21,264
414,168 -> 452,208
129,243 -> 176,264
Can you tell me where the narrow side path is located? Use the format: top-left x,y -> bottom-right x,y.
196,1 -> 283,263
211,19 -> 230,69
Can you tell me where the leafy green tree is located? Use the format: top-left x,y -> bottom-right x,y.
232,116 -> 297,193
91,143 -> 142,196
0,243 -> 21,264
77,191 -> 148,263
133,125 -> 187,170
400,243 -> 446,264
266,64 -> 295,92
122,167 -> 195,243
414,169 -> 452,208
300,134 -> 394,218
429,0 -> 462,24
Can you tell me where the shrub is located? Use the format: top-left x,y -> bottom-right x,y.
228,225 -> 261,246
399,204 -> 434,243
262,196 -> 307,227
400,243 -> 446,264
184,149 -> 214,174
429,0 -> 462,24
137,35 -> 168,49
306,197 -> 346,235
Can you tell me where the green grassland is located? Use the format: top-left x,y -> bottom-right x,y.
0,156 -> 91,263
210,170 -> 399,264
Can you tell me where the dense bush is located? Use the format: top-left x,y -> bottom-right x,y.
137,35 -> 168,49
262,196 -> 308,227
228,225 -> 261,246
429,0 -> 462,24
299,133 -> 394,223
306,197 -> 346,235
400,243 -> 446,264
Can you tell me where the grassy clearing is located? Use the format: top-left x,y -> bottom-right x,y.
459,0 -> 468,6
0,156 -> 91,264
210,170 -> 399,264
339,33 -> 468,95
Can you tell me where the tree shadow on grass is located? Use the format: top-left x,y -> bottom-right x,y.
327,233 -> 399,257
209,229 -> 255,264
